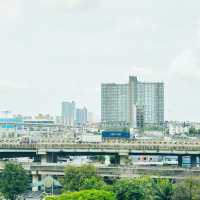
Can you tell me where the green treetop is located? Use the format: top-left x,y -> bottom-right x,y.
0,162 -> 29,200
45,189 -> 116,200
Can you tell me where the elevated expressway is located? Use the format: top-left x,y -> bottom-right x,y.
1,161 -> 200,192
0,139 -> 200,191
0,140 -> 200,165
30,163 -> 200,179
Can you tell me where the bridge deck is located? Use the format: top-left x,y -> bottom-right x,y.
0,142 -> 199,155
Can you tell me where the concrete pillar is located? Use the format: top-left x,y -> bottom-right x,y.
178,155 -> 182,167
38,149 -> 48,164
197,157 -> 200,167
41,154 -> 48,164
105,156 -> 111,166
41,174 -> 47,191
32,175 -> 39,192
191,156 -> 197,167
119,154 -> 129,166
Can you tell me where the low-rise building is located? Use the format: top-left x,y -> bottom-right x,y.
167,121 -> 190,135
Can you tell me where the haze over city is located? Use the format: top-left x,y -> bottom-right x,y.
1,1 -> 200,199
0,0 -> 200,121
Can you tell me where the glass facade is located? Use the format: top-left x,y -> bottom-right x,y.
61,101 -> 75,126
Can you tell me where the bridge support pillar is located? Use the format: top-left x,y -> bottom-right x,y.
105,156 -> 111,166
119,152 -> 129,166
191,156 -> 197,167
32,175 -> 39,192
38,150 -> 48,164
197,157 -> 200,167
178,155 -> 182,167
41,154 -> 48,164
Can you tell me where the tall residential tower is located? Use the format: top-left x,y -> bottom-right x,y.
101,76 -> 164,129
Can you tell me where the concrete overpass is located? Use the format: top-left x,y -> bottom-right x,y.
1,160 -> 199,192
1,138 -> 200,192
0,140 -> 200,165
28,163 -> 200,191
30,163 -> 200,179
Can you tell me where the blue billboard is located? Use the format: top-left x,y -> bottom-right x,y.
102,131 -> 130,139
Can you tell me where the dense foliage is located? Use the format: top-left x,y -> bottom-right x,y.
113,179 -> 146,200
0,162 -> 29,200
61,164 -> 97,191
80,176 -> 108,190
51,165 -> 200,200
1,163 -> 198,200
172,178 -> 200,200
45,189 -> 116,200
153,179 -> 174,200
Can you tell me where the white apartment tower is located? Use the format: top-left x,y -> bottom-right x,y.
101,76 -> 164,129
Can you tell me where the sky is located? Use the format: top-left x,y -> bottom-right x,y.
0,0 -> 200,121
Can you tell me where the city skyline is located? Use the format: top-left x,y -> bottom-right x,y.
0,0 -> 200,121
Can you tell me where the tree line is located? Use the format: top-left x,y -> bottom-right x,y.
46,164 -> 200,200
0,163 -> 200,200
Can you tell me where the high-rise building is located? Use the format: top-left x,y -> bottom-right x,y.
101,83 -> 129,129
76,107 -> 87,126
101,76 -> 164,129
61,101 -> 75,126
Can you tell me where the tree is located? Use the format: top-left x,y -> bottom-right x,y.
172,177 -> 200,200
80,176 -> 108,190
45,197 -> 57,200
61,165 -> 97,191
113,178 -> 146,200
0,162 -> 29,200
137,176 -> 154,200
153,179 -> 173,200
45,189 -> 116,200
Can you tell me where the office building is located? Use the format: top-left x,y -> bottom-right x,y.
61,101 -> 75,126
101,76 -> 164,129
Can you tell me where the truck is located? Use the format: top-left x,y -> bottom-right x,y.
76,134 -> 102,143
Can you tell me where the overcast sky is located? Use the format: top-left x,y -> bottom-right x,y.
0,0 -> 200,121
